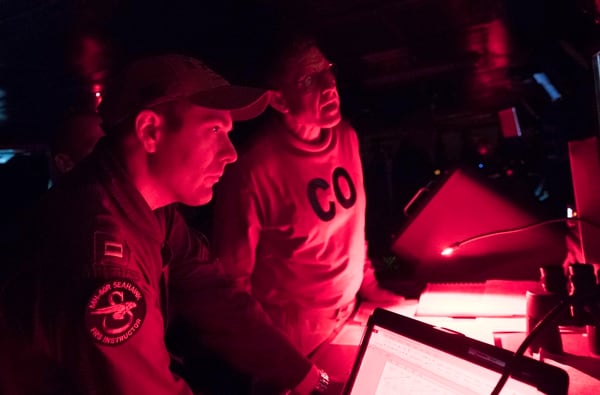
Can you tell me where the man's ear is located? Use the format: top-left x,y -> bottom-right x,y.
269,91 -> 290,114
53,153 -> 74,174
134,110 -> 163,153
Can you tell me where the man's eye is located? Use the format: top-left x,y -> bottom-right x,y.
297,75 -> 314,90
303,76 -> 314,89
211,126 -> 220,133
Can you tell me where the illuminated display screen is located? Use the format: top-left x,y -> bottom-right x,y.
349,326 -> 545,395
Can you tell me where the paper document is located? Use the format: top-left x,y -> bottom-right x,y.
415,280 -> 539,318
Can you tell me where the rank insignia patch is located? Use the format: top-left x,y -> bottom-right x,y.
85,279 -> 146,346
94,232 -> 129,265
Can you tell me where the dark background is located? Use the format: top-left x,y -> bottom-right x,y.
2,0 -> 600,264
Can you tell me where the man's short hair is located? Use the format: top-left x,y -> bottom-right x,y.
263,36 -> 319,90
98,54 -> 270,135
151,100 -> 188,133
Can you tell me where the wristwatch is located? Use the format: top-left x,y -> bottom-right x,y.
311,369 -> 330,394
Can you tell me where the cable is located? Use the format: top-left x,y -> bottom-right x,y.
438,216 -> 600,393
442,216 -> 600,256
491,282 -> 600,395
489,298 -> 570,395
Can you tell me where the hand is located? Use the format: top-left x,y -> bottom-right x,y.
358,283 -> 405,306
359,263 -> 405,306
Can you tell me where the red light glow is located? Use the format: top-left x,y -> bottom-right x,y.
92,83 -> 103,111
441,247 -> 455,257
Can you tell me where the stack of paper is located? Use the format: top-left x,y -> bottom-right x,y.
415,280 -> 540,318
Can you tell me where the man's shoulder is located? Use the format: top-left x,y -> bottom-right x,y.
37,161 -> 133,243
45,172 -> 107,220
334,118 -> 358,135
332,118 -> 361,147
29,185 -> 147,276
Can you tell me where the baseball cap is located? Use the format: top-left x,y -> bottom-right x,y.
98,54 -> 270,128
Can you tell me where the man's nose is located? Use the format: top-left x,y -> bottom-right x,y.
221,137 -> 238,164
321,71 -> 337,90
317,71 -> 337,96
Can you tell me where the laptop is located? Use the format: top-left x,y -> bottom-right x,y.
342,308 -> 568,395
389,168 -> 566,284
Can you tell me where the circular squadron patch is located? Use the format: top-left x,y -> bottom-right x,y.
85,279 -> 146,346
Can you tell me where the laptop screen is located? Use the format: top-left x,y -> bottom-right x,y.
344,309 -> 568,395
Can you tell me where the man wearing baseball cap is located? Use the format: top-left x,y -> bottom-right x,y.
2,54 -> 335,394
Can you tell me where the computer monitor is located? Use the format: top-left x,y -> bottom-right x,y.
568,136 -> 600,268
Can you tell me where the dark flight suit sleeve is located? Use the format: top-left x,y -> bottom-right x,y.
36,208 -> 197,395
212,164 -> 261,293
165,209 -> 313,390
81,262 -> 194,395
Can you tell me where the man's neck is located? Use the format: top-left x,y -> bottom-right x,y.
134,176 -> 168,211
119,137 -> 171,211
282,114 -> 322,142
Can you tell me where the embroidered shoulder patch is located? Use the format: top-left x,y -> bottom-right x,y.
85,278 -> 146,346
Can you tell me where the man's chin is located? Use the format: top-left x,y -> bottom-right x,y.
184,192 -> 213,207
320,113 -> 342,128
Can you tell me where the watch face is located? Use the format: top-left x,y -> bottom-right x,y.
315,370 -> 329,393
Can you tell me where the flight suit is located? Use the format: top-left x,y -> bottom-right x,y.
7,137 -> 312,394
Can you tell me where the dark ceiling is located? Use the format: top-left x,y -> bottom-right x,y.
1,0 -> 600,147
3,0 -> 600,253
